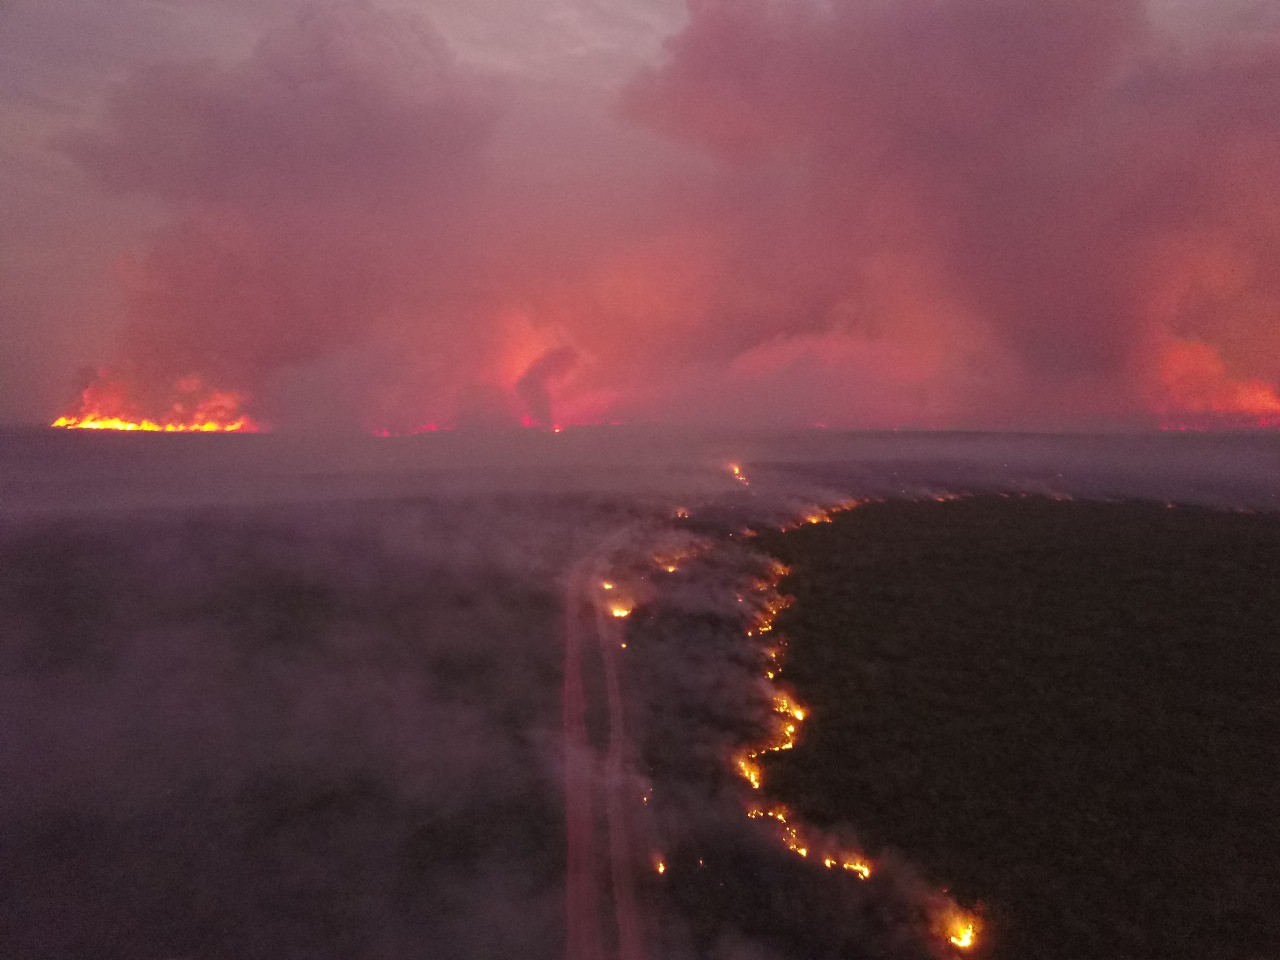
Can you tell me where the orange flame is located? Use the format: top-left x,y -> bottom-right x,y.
949,921 -> 977,950
51,372 -> 258,433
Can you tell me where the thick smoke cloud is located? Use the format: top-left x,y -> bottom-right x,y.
7,0 -> 1280,427
59,2 -> 511,430
625,0 -> 1280,426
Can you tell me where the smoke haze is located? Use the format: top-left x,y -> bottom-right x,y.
3,0 -> 1279,429
1,429 -> 1277,957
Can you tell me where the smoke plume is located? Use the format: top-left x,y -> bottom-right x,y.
6,0 -> 1280,428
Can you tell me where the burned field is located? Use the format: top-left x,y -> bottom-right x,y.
0,495 -> 634,960
755,497 -> 1280,960
4,431 -> 1278,960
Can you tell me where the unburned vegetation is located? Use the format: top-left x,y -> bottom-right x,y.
757,497 -> 1280,960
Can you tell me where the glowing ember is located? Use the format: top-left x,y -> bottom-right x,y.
653,857 -> 667,875
654,549 -> 693,574
748,805 -> 789,824
650,497 -> 971,953
949,921 -> 977,950
774,696 -> 806,722
728,463 -> 750,485
601,581 -> 615,591
610,605 -> 632,619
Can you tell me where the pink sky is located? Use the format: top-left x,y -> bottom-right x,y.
4,0 -> 1279,430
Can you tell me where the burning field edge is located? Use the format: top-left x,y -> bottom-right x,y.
750,495 -> 1280,960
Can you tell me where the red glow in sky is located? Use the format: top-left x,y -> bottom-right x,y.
5,0 -> 1279,432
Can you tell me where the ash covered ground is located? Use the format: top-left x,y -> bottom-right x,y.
1,429 -> 1276,960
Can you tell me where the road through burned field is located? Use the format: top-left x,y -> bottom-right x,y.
756,498 -> 1280,960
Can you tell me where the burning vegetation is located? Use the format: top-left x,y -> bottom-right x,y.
51,371 -> 258,433
729,500 -> 981,952
1156,340 -> 1280,430
611,492 -> 982,956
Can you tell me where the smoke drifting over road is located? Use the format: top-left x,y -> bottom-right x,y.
5,0 -> 1279,430
2,430 -> 1277,958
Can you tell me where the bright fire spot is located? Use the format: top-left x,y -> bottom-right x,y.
728,462 -> 750,486
747,805 -> 789,824
654,549 -> 694,574
674,507 -> 690,519
842,859 -> 872,880
52,413 -> 256,433
949,921 -> 977,950
601,581 -> 615,591
610,605 -> 632,619
51,372 -> 258,433
653,857 -> 667,875
773,696 -> 806,722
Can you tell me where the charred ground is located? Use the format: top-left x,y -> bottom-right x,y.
756,497 -> 1280,960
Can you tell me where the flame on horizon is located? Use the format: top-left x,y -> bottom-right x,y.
51,372 -> 259,433
1156,340 -> 1280,430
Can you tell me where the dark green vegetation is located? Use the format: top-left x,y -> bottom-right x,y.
757,498 -> 1280,960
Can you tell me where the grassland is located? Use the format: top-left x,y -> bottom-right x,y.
757,497 -> 1280,960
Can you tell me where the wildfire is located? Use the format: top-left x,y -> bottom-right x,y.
51,372 -> 258,433
728,463 -> 750,486
653,550 -> 690,574
52,414 -> 256,432
747,804 -> 789,824
749,804 -> 875,880
948,918 -> 978,950
840,859 -> 872,880
610,605 -> 632,619
632,498 -> 976,956
718,507 -> 978,957
773,696 -> 806,723
1157,339 -> 1280,429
